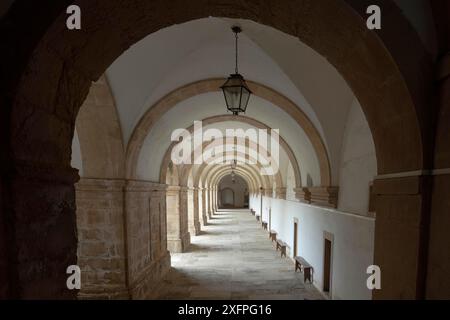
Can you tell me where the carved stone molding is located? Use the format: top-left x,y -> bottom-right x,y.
309,187 -> 339,208
294,187 -> 311,203
75,178 -> 125,192
275,187 -> 287,200
125,180 -> 167,193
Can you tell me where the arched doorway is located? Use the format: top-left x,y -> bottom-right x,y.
218,174 -> 249,209
220,188 -> 235,208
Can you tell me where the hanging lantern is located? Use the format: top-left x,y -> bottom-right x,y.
221,26 -> 252,115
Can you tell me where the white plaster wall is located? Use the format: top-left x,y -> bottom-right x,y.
337,99 -> 377,216
71,129 -> 83,176
249,196 -> 375,300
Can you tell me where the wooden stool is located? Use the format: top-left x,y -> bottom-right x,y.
269,230 -> 277,242
276,240 -> 287,258
295,256 -> 314,283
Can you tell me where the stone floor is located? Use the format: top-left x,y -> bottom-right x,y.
155,209 -> 323,300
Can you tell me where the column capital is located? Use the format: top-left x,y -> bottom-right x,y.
125,180 -> 167,193
179,186 -> 189,193
75,178 -> 125,192
13,160 -> 80,185
275,187 -> 287,200
294,187 -> 311,203
307,186 -> 339,208
373,175 -> 429,196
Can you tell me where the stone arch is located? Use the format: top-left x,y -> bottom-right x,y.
129,81 -> 322,185
209,166 -> 262,192
176,147 -> 282,190
201,155 -> 273,187
201,162 -> 270,191
75,75 -> 125,179
165,162 -> 180,186
159,115 -> 296,187
219,187 -> 235,207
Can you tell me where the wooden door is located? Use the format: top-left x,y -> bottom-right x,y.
323,238 -> 332,293
293,222 -> 298,257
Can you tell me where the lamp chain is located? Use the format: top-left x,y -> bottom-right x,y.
235,30 -> 239,74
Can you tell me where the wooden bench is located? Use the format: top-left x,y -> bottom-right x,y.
269,230 -> 277,242
295,256 -> 313,283
276,239 -> 287,258
261,221 -> 268,230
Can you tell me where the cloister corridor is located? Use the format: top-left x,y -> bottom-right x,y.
1,1 -> 449,301
156,210 -> 323,300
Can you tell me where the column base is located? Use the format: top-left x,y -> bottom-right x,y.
202,214 -> 208,226
78,286 -> 130,300
129,251 -> 171,299
167,232 -> 191,253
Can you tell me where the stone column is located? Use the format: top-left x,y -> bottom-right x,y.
372,175 -> 431,299
187,187 -> 201,236
206,188 -> 212,219
426,52 -> 450,299
166,186 -> 190,253
209,188 -> 214,215
76,178 -> 128,299
192,188 -> 203,232
214,187 -> 218,211
201,188 -> 208,226
4,164 -> 79,299
214,187 -> 219,210
125,181 -> 170,299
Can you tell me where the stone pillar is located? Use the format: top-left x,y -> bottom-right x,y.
206,188 -> 212,218
201,188 -> 208,226
426,52 -> 450,299
76,178 -> 128,299
215,188 -> 219,210
372,175 -> 431,299
209,188 -> 214,215
187,187 -> 201,236
125,181 -> 170,299
192,188 -> 203,231
166,186 -> 190,253
0,177 -> 7,298
214,187 -> 218,211
5,164 -> 79,299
